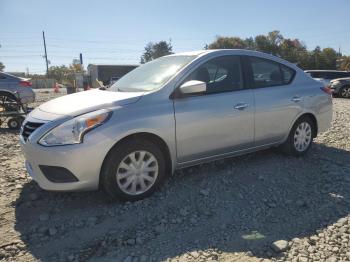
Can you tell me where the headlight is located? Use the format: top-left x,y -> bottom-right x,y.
39,109 -> 112,146
331,81 -> 340,86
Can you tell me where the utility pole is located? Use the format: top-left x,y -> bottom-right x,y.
42,31 -> 49,77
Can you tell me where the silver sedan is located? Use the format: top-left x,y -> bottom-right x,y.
20,49 -> 332,201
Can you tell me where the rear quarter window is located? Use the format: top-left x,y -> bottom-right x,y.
281,65 -> 295,84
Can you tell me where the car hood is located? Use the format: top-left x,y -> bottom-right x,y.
30,89 -> 143,121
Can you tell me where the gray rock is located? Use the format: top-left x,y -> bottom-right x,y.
271,240 -> 289,252
39,213 -> 49,221
48,227 -> 57,236
29,193 -> 39,201
126,238 -> 136,245
200,189 -> 210,196
124,256 -> 133,262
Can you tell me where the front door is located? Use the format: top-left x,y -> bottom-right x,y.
174,55 -> 255,163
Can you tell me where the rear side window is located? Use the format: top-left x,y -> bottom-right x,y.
249,57 -> 295,88
0,73 -> 6,80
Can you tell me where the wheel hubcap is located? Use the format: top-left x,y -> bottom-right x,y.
341,87 -> 350,98
116,151 -> 158,195
294,122 -> 312,152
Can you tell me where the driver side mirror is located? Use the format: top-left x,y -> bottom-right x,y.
179,80 -> 206,95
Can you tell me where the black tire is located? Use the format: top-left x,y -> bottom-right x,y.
339,86 -> 350,98
280,116 -> 315,156
7,117 -> 23,130
101,139 -> 166,201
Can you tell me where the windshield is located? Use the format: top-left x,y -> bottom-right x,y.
109,55 -> 196,92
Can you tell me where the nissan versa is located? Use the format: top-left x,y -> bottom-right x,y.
20,49 -> 333,201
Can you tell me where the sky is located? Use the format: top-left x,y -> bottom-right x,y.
0,0 -> 349,74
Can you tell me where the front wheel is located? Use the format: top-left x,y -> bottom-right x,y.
101,139 -> 166,201
281,116 -> 315,156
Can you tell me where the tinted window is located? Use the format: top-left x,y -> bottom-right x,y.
0,73 -> 6,80
249,57 -> 283,88
186,56 -> 243,94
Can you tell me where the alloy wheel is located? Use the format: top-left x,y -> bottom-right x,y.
341,87 -> 350,98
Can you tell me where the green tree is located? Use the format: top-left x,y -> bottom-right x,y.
208,36 -> 248,49
321,48 -> 338,69
48,60 -> 84,85
339,56 -> 350,71
206,31 -> 339,70
0,62 -> 5,71
140,41 -> 173,63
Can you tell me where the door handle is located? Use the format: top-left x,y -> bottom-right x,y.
234,103 -> 248,110
291,95 -> 302,102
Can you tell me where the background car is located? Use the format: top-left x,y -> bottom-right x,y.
0,72 -> 35,104
305,70 -> 350,87
330,77 -> 350,98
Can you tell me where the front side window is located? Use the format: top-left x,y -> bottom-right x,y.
109,55 -> 196,92
185,56 -> 244,94
249,57 -> 295,88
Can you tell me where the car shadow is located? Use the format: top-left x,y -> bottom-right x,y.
14,143 -> 350,261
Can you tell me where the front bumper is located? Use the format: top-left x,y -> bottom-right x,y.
330,83 -> 342,94
20,123 -> 114,191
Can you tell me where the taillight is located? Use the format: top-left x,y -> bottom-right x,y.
320,86 -> 332,95
19,81 -> 32,87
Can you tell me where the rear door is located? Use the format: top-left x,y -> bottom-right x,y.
246,56 -> 304,146
174,55 -> 254,163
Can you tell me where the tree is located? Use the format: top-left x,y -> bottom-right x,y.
206,31 -> 339,70
208,36 -> 248,49
339,56 -> 350,71
0,62 -> 5,71
140,41 -> 173,63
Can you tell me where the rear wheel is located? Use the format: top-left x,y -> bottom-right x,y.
101,139 -> 166,201
339,86 -> 350,98
281,116 -> 315,156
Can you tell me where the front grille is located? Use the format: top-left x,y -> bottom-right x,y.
21,121 -> 44,141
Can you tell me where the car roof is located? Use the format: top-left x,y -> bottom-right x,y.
305,70 -> 350,73
0,71 -> 24,79
170,49 -> 301,71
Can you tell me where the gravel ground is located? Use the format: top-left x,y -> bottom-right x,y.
1,89 -> 350,262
